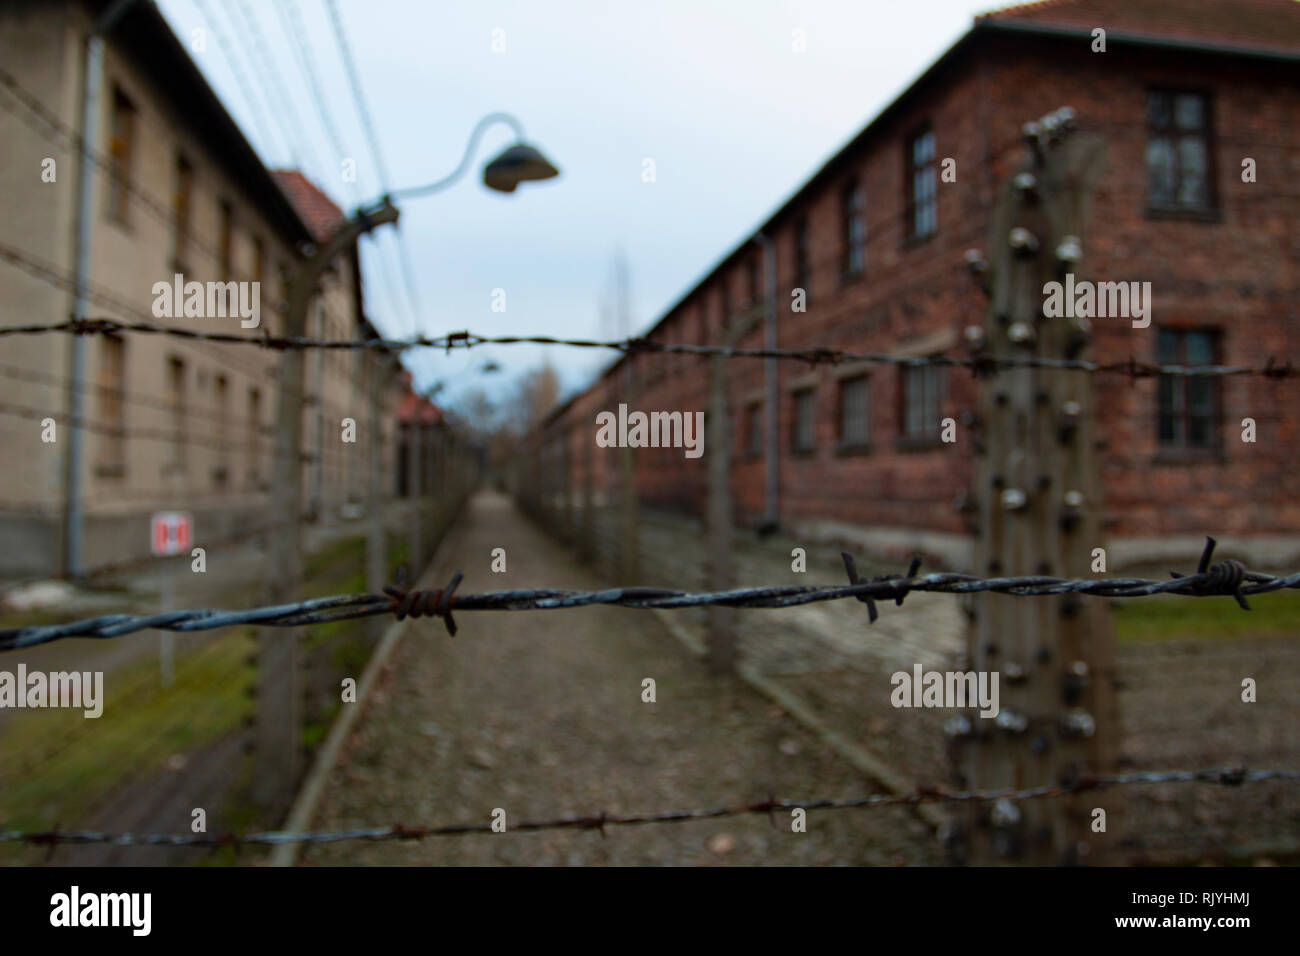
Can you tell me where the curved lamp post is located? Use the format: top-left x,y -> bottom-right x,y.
388,112 -> 559,200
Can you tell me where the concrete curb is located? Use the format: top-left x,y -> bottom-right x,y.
649,607 -> 945,830
269,519 -> 461,867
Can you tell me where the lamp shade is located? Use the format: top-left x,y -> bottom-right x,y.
483,143 -> 560,193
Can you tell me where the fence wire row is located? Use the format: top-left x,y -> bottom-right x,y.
4,768 -> 1294,850
2,538 -> 1291,650
0,312 -> 1296,381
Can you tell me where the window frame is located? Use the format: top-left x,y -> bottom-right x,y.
897,362 -> 946,448
742,401 -> 763,460
106,86 -> 135,224
1155,326 -> 1223,457
171,153 -> 193,272
217,199 -> 234,282
94,334 -> 126,476
836,373 -> 871,453
905,126 -> 937,242
790,387 -> 817,455
1145,88 -> 1218,219
247,386 -> 263,488
165,355 -> 187,475
840,179 -> 866,281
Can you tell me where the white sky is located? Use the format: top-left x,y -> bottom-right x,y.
155,0 -> 999,406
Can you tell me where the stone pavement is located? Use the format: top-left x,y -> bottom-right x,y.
300,490 -> 941,865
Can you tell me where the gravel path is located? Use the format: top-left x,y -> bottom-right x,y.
300,490 -> 940,866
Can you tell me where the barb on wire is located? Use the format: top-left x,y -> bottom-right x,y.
0,316 -> 1295,380
3,768 -> 1294,849
2,538 -> 1293,652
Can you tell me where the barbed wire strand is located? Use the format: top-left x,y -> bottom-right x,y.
3,768 -> 1294,849
0,314 -> 1295,380
1,537 -> 1289,651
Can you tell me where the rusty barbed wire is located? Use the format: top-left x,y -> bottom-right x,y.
2,767 -> 1294,850
0,314 -> 1295,380
2,537 -> 1291,651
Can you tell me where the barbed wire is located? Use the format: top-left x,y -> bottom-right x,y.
1,315 -> 1295,380
1,537 -> 1288,651
0,360 -> 277,433
3,767 -> 1293,850
0,397 -> 279,457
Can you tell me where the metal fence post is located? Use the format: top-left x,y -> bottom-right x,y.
705,344 -> 735,674
365,349 -> 387,616
617,363 -> 639,583
959,108 -> 1118,865
580,428 -> 595,563
257,202 -> 397,813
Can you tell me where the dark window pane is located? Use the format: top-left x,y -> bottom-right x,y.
1157,329 -> 1178,363
1157,329 -> 1218,448
793,390 -> 816,450
1177,138 -> 1208,205
1186,332 -> 1213,365
1147,92 -> 1172,127
1188,408 -> 1212,445
1158,377 -> 1176,442
840,376 -> 869,445
1175,94 -> 1204,130
1147,139 -> 1176,206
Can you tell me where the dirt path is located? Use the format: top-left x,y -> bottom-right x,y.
300,490 -> 939,866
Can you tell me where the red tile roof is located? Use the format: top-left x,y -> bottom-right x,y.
270,170 -> 345,242
397,389 -> 442,425
978,0 -> 1300,54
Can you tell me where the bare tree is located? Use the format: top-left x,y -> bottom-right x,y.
507,362 -> 562,437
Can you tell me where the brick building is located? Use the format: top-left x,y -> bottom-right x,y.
532,0 -> 1300,571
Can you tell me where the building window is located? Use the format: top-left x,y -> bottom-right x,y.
252,236 -> 265,287
1157,329 -> 1219,448
107,87 -> 135,223
172,154 -> 192,270
213,374 -> 228,489
1147,91 -> 1213,212
900,363 -> 944,440
218,199 -> 233,281
96,335 -> 126,474
838,374 -> 870,448
907,128 -> 937,239
743,401 -> 762,458
247,386 -> 262,487
165,356 -> 186,474
841,180 -> 865,278
791,388 -> 816,452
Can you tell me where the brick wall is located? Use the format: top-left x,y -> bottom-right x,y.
540,28 -> 1300,569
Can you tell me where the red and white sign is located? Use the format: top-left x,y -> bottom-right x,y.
150,511 -> 192,556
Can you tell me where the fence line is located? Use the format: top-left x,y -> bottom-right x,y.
2,537 -> 1288,651
0,359 -> 278,429
0,398 -> 291,460
1,313 -> 1296,381
3,767 -> 1293,850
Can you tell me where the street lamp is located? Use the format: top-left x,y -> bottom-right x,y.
428,358 -> 502,398
387,112 -> 559,200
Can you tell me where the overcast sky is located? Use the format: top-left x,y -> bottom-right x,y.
155,0 -> 998,407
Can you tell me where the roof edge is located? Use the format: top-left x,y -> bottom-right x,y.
589,26 -> 983,388
976,17 -> 1300,63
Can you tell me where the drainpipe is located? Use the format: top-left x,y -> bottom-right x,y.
754,231 -> 778,529
66,0 -> 140,578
